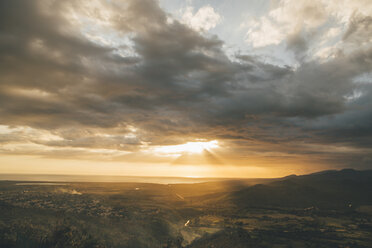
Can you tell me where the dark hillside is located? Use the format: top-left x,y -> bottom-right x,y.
229,169 -> 372,209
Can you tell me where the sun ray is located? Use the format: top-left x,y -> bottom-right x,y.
154,140 -> 219,155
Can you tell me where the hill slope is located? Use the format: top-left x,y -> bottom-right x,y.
227,169 -> 372,209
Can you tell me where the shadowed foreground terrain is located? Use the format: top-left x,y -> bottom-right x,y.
0,169 -> 372,247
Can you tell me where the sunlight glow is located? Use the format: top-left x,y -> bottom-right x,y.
154,140 -> 219,155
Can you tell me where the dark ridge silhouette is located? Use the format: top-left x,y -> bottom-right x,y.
228,169 -> 372,209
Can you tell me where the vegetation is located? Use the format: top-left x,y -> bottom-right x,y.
0,169 -> 371,247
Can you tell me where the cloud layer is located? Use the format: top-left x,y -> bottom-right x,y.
0,0 -> 372,171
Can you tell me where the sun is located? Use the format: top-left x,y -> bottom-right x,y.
154,140 -> 219,155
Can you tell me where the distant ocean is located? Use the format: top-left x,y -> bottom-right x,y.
0,174 -> 232,184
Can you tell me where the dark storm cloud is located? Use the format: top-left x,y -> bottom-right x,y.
0,0 -> 372,168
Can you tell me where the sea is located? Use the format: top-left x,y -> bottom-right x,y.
0,174 -> 233,184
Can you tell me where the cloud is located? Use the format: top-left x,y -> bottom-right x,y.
181,5 -> 221,32
244,17 -> 284,47
243,0 -> 372,62
0,0 -> 371,170
244,0 -> 327,48
343,14 -> 372,45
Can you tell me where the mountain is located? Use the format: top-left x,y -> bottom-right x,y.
227,169 -> 372,209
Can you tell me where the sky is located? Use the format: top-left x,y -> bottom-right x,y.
0,0 -> 372,178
